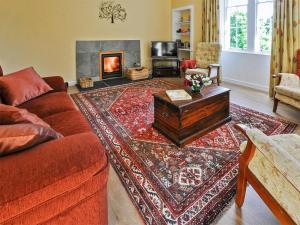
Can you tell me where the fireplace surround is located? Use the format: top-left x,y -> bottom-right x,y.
76,40 -> 140,82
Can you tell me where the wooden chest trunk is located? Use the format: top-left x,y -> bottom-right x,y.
153,86 -> 231,147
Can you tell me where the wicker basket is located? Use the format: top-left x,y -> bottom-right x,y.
79,77 -> 94,88
126,67 -> 149,81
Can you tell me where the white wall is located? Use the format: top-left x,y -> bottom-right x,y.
221,51 -> 270,92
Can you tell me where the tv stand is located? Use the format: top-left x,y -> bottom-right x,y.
152,58 -> 180,78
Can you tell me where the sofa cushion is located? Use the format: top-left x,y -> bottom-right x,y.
0,132 -> 108,223
19,92 -> 77,118
0,67 -> 53,106
0,104 -> 50,127
0,124 -> 63,156
43,111 -> 92,136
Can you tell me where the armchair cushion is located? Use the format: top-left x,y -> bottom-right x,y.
245,129 -> 300,190
185,68 -> 219,79
274,86 -> 300,101
185,68 -> 209,76
275,93 -> 300,109
240,129 -> 300,224
278,73 -> 300,87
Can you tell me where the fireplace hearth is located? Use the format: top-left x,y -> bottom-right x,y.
100,51 -> 124,80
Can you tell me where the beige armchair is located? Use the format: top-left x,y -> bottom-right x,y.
235,124 -> 300,225
185,42 -> 221,85
273,73 -> 300,112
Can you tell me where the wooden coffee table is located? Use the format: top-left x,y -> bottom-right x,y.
153,85 -> 231,147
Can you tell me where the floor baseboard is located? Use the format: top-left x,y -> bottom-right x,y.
222,78 -> 268,93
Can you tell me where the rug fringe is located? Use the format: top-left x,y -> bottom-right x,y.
210,194 -> 236,225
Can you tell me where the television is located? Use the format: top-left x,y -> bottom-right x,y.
151,41 -> 178,58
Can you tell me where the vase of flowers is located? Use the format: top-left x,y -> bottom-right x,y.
184,74 -> 212,93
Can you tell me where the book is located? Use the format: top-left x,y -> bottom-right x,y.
166,90 -> 192,101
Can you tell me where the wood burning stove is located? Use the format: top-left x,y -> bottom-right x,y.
99,51 -> 124,80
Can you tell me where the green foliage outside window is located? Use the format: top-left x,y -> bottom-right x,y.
259,18 -> 272,52
230,11 -> 247,49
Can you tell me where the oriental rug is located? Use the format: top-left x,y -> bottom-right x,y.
71,79 -> 297,225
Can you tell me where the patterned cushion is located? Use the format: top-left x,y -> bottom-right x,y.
275,93 -> 300,109
239,130 -> 300,224
195,42 -> 221,68
185,68 -> 209,76
279,73 -> 300,87
275,86 -> 300,101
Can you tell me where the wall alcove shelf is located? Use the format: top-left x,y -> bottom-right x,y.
172,5 -> 194,60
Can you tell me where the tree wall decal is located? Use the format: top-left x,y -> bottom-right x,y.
99,1 -> 127,24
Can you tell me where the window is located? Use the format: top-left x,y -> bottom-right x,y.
224,0 -> 274,53
256,0 -> 273,52
226,0 -> 248,50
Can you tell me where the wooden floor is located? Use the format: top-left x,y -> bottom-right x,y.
69,80 -> 300,225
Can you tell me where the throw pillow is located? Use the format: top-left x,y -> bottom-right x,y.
0,67 -> 53,106
0,124 -> 63,156
0,104 -> 50,127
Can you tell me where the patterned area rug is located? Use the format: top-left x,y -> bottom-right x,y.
71,79 -> 297,225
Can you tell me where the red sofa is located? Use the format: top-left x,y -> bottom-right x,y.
0,67 -> 109,225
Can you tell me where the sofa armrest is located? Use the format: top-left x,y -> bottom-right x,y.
43,76 -> 68,92
0,132 -> 108,206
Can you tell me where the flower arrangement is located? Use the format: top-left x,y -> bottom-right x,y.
184,74 -> 212,92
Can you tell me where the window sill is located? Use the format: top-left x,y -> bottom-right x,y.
222,49 -> 271,56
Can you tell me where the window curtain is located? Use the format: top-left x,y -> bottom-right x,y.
202,0 -> 220,42
269,0 -> 300,97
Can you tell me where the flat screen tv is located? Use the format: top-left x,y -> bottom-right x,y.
151,41 -> 178,58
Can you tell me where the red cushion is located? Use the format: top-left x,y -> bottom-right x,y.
0,124 -> 62,156
0,67 -> 53,106
0,104 -> 50,127
43,110 -> 92,136
181,60 -> 197,72
19,92 -> 76,118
